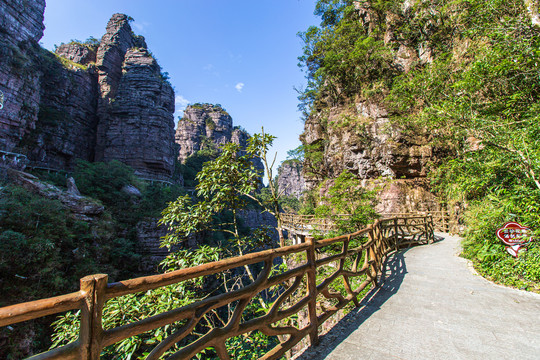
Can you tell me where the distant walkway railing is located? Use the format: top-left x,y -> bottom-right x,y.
281,213 -> 351,235
282,212 -> 441,238
382,211 -> 460,234
0,214 -> 434,359
0,149 -> 28,170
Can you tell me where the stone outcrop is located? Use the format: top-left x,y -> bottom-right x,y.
0,8 -> 176,181
175,104 -> 234,161
6,167 -> 104,221
55,43 -> 97,65
277,160 -> 306,198
175,103 -> 264,175
368,178 -> 439,214
93,14 -> 175,181
302,102 -> 434,185
97,45 -> 175,181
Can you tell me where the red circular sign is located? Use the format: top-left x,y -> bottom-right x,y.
496,222 -> 531,246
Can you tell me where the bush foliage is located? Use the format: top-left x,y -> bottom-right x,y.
298,0 -> 540,290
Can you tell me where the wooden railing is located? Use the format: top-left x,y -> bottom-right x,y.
0,215 -> 434,359
382,211 -> 459,234
281,214 -> 351,234
282,212 -> 440,238
0,149 -> 28,170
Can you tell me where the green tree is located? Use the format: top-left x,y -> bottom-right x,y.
52,136 -> 283,358
298,0 -> 396,116
160,142 -> 261,249
312,171 -> 378,234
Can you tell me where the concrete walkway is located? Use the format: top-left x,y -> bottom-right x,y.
295,233 -> 540,360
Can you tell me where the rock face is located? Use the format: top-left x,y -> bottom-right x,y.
300,1 -> 445,213
22,49 -> 99,170
175,104 -> 234,162
0,0 -> 46,151
0,10 -> 176,181
277,160 -> 306,198
55,43 -> 97,65
238,209 -> 278,242
175,103 -> 264,174
302,102 -> 434,184
369,178 -> 439,214
92,14 -> 175,181
96,45 -> 175,181
0,0 -> 45,47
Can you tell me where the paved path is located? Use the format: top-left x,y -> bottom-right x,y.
296,233 -> 540,360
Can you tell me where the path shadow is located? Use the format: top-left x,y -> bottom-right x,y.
293,250 -> 410,360
433,233 -> 445,243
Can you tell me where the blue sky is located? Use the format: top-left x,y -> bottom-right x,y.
41,0 -> 319,172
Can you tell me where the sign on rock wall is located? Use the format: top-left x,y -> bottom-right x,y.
496,222 -> 533,257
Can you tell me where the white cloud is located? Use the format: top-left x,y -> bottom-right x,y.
235,82 -> 245,92
131,21 -> 150,34
175,95 -> 190,120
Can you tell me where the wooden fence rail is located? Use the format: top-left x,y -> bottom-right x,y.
282,212 -> 441,237
382,211 -> 459,234
0,215 -> 434,360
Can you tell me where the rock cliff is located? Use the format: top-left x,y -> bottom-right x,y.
299,0 -> 447,214
21,48 -> 99,170
175,103 -> 264,175
0,0 -> 46,151
277,160 -> 306,198
0,6 -> 175,181
175,104 -> 233,162
96,32 -> 175,181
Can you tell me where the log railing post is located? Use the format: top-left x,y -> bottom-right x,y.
393,218 -> 399,251
79,274 -> 108,359
305,236 -> 319,346
424,215 -> 429,243
368,223 -> 378,287
429,214 -> 435,242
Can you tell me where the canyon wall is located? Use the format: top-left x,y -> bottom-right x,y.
0,5 -> 175,181
0,0 -> 46,151
300,0 -> 446,214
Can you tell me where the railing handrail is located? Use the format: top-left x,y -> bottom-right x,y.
0,214 -> 434,359
0,149 -> 28,159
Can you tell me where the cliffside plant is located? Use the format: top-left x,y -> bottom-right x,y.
298,0 -> 396,115
160,142 -> 261,249
385,0 -> 540,290
313,171 -> 378,234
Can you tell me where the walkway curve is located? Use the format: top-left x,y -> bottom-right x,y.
295,233 -> 540,360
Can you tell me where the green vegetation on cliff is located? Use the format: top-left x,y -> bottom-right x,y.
0,161 -> 184,357
298,0 -> 540,290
